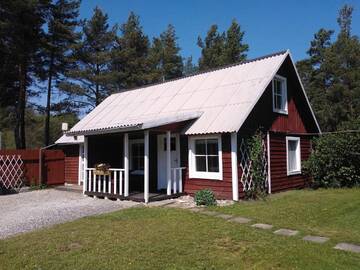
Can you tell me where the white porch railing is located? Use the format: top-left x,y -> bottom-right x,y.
170,167 -> 186,194
85,168 -> 125,196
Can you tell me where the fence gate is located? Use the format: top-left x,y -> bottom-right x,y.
0,155 -> 24,190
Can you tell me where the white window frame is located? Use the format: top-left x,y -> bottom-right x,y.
286,136 -> 301,175
188,135 -> 223,180
272,74 -> 288,114
129,139 -> 144,175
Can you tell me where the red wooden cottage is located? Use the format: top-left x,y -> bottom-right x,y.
57,50 -> 320,203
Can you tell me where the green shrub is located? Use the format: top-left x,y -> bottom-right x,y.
304,133 -> 360,188
194,189 -> 217,206
244,130 -> 268,200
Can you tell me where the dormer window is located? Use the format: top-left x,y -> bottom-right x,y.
272,75 -> 288,114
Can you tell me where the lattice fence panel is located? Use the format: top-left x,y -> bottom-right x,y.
0,155 -> 24,190
239,138 -> 268,191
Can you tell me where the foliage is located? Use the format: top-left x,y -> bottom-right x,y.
194,189 -> 217,206
197,19 -> 248,71
42,0 -> 81,145
297,5 -> 360,132
303,133 -> 360,188
111,12 -> 151,89
59,6 -> 118,110
244,131 -> 268,200
148,24 -> 183,82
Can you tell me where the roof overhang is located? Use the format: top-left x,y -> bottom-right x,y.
66,111 -> 203,136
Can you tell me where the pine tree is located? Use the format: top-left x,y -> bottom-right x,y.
112,12 -> 150,89
197,20 -> 248,71
183,56 -> 197,76
59,6 -> 117,110
197,25 -> 226,71
297,5 -> 360,131
43,0 -> 81,146
224,19 -> 248,63
0,0 -> 50,149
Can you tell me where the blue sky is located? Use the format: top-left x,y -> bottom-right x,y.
80,0 -> 360,62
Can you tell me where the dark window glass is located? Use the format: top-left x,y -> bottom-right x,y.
207,139 -> 218,155
207,156 -> 219,172
163,137 -> 176,151
195,140 -> 206,155
195,156 -> 206,172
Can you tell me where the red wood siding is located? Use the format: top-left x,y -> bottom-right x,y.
62,145 -> 79,184
269,133 -> 312,193
182,134 -> 233,200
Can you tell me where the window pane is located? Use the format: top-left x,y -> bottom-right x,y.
195,156 -> 206,172
207,139 -> 218,155
288,140 -> 298,172
276,95 -> 282,110
208,156 -> 219,172
195,140 -> 206,155
163,137 -> 176,151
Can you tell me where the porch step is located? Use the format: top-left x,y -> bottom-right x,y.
54,185 -> 83,194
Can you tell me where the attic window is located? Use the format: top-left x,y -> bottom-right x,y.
272,75 -> 288,114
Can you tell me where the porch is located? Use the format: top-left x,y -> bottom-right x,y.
82,125 -> 188,203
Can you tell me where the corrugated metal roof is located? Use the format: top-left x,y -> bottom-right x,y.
55,134 -> 84,144
68,50 -> 292,136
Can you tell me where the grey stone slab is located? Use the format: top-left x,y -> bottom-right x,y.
229,217 -> 252,224
216,214 -> 234,220
188,207 -> 204,212
201,210 -> 220,216
251,223 -> 273,230
334,243 -> 360,253
274,229 -> 299,236
303,235 -> 329,244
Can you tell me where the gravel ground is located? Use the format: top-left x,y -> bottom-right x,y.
0,189 -> 139,239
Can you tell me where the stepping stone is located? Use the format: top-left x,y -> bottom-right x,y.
188,207 -> 203,212
252,223 -> 273,230
303,235 -> 329,244
229,217 -> 252,224
216,214 -> 234,220
334,243 -> 360,253
274,229 -> 299,236
201,210 -> 220,216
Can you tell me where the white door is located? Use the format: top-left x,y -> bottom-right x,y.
157,134 -> 180,190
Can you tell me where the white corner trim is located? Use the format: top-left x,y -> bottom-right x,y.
231,132 -> 239,201
286,136 -> 302,176
267,132 -> 271,194
188,134 -> 223,180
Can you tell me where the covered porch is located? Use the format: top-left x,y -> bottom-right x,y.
82,125 -> 187,203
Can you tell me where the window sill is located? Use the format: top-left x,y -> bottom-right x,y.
287,170 -> 301,176
189,171 -> 223,181
273,109 -> 288,115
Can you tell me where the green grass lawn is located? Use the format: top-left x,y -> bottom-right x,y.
212,188 -> 360,244
0,194 -> 360,270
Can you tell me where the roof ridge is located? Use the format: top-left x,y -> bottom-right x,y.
112,49 -> 289,95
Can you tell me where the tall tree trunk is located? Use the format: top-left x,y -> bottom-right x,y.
15,63 -> 27,149
44,53 -> 54,146
95,63 -> 100,105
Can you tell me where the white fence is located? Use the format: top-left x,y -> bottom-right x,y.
0,155 -> 24,190
85,168 -> 125,196
170,167 -> 185,194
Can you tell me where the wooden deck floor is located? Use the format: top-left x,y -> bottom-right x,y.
84,190 -> 184,202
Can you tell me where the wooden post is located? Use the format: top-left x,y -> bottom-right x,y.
144,130 -> 149,203
231,132 -> 239,201
166,131 -> 171,195
124,133 -> 129,197
83,136 -> 88,194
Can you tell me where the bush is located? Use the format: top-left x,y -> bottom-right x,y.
194,189 -> 217,206
304,133 -> 360,188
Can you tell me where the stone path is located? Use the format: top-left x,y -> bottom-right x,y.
158,197 -> 360,254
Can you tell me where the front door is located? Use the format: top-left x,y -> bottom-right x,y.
157,134 -> 180,190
